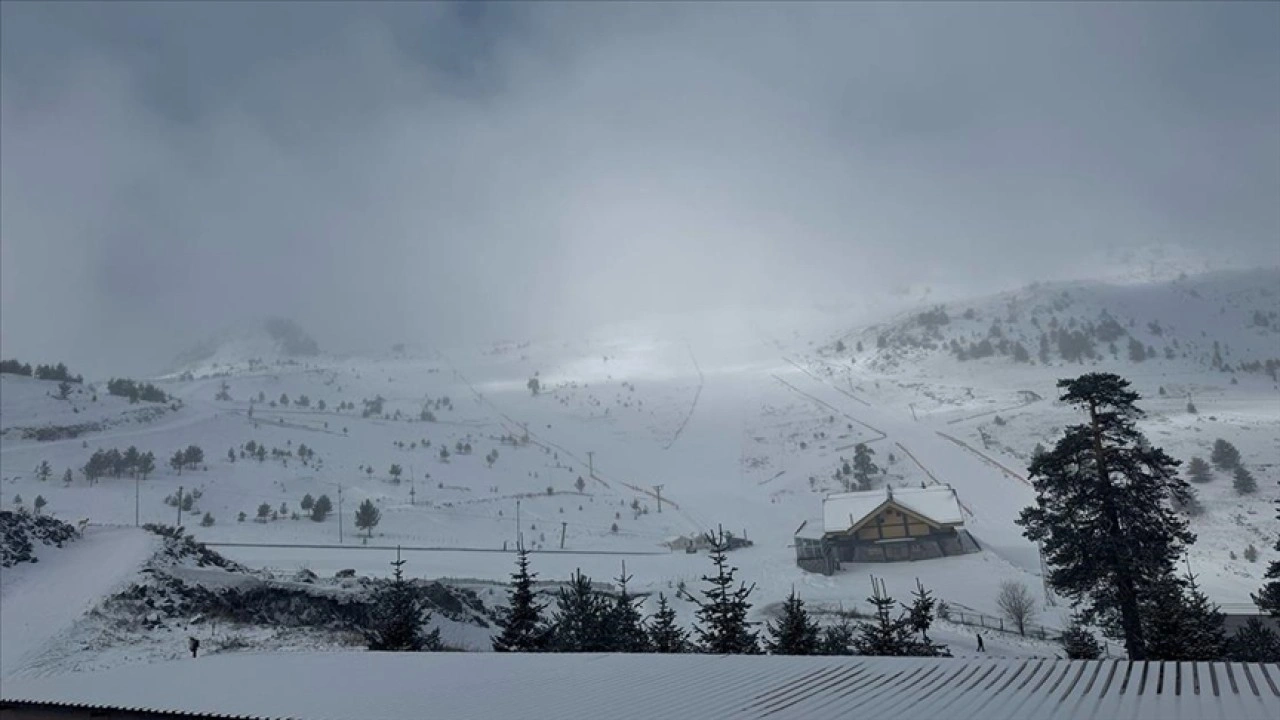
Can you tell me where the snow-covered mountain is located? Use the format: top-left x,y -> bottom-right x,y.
166,318 -> 323,378
2,268 -> 1275,673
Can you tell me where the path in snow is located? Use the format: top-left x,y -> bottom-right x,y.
0,526 -> 156,678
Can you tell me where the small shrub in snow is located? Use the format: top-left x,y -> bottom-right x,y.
1245,544 -> 1258,563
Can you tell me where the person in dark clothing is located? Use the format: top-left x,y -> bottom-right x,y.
189,636 -> 200,658
976,633 -> 985,652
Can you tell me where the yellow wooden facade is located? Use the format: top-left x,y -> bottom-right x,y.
839,500 -> 948,542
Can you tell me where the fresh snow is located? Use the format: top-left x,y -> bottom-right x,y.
0,526 -> 157,678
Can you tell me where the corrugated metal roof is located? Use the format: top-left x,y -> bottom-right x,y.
823,485 -> 964,533
3,652 -> 1277,720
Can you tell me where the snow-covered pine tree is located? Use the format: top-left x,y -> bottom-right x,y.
606,564 -> 650,652
1017,373 -> 1194,660
365,548 -> 440,652
492,547 -> 548,652
549,570 -> 608,652
852,444 -> 880,491
648,593 -> 689,653
355,498 -> 381,538
764,589 -> 820,655
1059,616 -> 1103,659
1226,618 -> 1280,662
691,527 -> 760,654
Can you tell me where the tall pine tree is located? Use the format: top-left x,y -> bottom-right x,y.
1016,373 -> 1194,660
606,564 -> 651,652
819,615 -> 855,655
691,527 -> 760,654
647,593 -> 689,653
492,547 -> 549,652
364,548 -> 440,651
852,577 -> 949,657
549,570 -> 608,652
764,589 -> 820,655
903,579 -> 937,642
1139,573 -> 1225,661
1253,476 -> 1280,617
1226,618 -> 1280,662
1059,616 -> 1103,659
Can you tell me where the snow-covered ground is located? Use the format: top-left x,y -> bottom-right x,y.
0,268 -> 1275,672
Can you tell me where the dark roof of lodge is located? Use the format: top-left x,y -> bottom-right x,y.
2,652 -> 1279,720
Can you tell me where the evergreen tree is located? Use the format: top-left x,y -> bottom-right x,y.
647,593 -> 689,653
33,495 -> 47,514
851,577 -> 949,657
1016,373 -> 1194,660
1233,465 -> 1257,495
1185,457 -> 1213,484
550,570 -> 608,652
606,565 -> 650,652
200,512 -> 214,527
819,616 -> 855,655
257,503 -> 271,520
764,589 -> 820,655
851,444 -> 880,491
355,498 -> 381,538
183,445 -> 204,469
1253,476 -> 1280,617
1226,618 -> 1280,662
365,549 -> 440,651
138,452 -> 155,480
493,547 -> 549,652
35,460 -> 51,482
61,468 -> 73,485
1210,438 -> 1241,471
691,528 -> 760,654
311,494 -> 332,521
389,464 -> 402,482
903,579 -> 937,642
301,493 -> 315,511
169,450 -> 185,475
1139,574 -> 1225,661
1059,616 -> 1103,659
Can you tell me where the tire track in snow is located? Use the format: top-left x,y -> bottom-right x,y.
661,344 -> 703,451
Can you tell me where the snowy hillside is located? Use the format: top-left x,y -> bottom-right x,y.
1,269 -> 1276,672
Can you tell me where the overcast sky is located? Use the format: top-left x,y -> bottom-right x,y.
2,2 -> 1277,375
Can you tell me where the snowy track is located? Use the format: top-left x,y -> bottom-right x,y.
0,526 -> 157,678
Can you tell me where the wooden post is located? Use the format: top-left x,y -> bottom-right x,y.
560,521 -> 567,549
653,484 -> 663,513
176,486 -> 183,527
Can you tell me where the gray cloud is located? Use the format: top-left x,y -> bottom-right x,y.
2,2 -> 1277,375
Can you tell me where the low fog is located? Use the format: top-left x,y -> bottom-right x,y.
2,2 -> 1277,376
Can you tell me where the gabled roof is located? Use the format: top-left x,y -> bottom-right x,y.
822,485 -> 964,534
3,652 -> 1278,720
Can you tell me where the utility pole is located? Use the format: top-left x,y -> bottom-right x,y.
409,465 -> 416,506
176,486 -> 183,527
560,521 -> 567,549
338,485 -> 344,544
516,499 -> 522,548
653,484 -> 664,513
135,476 -> 140,527
586,451 -> 595,479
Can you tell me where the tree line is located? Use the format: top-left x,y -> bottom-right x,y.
1,359 -> 83,382
106,378 -> 169,404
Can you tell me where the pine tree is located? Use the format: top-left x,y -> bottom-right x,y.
1016,373 -> 1194,660
365,548 -> 440,651
1210,438 -> 1241,471
1233,465 -> 1257,495
493,547 -> 549,652
852,444 -> 880,491
138,452 -> 155,480
1226,618 -> 1280,662
355,498 -> 381,538
851,578 -> 949,657
1059,616 -> 1103,659
549,570 -> 608,652
647,593 -> 689,653
35,460 -> 51,482
311,494 -> 332,521
903,579 -> 937,642
691,528 -> 760,654
257,503 -> 271,520
764,589 -> 820,655
606,565 -> 650,652
33,495 -> 47,514
169,450 -> 185,475
1253,476 -> 1280,617
819,616 -> 855,655
1185,457 -> 1213,484
1140,574 -> 1225,661
301,493 -> 315,511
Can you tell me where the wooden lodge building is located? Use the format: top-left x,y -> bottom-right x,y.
794,484 -> 980,574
